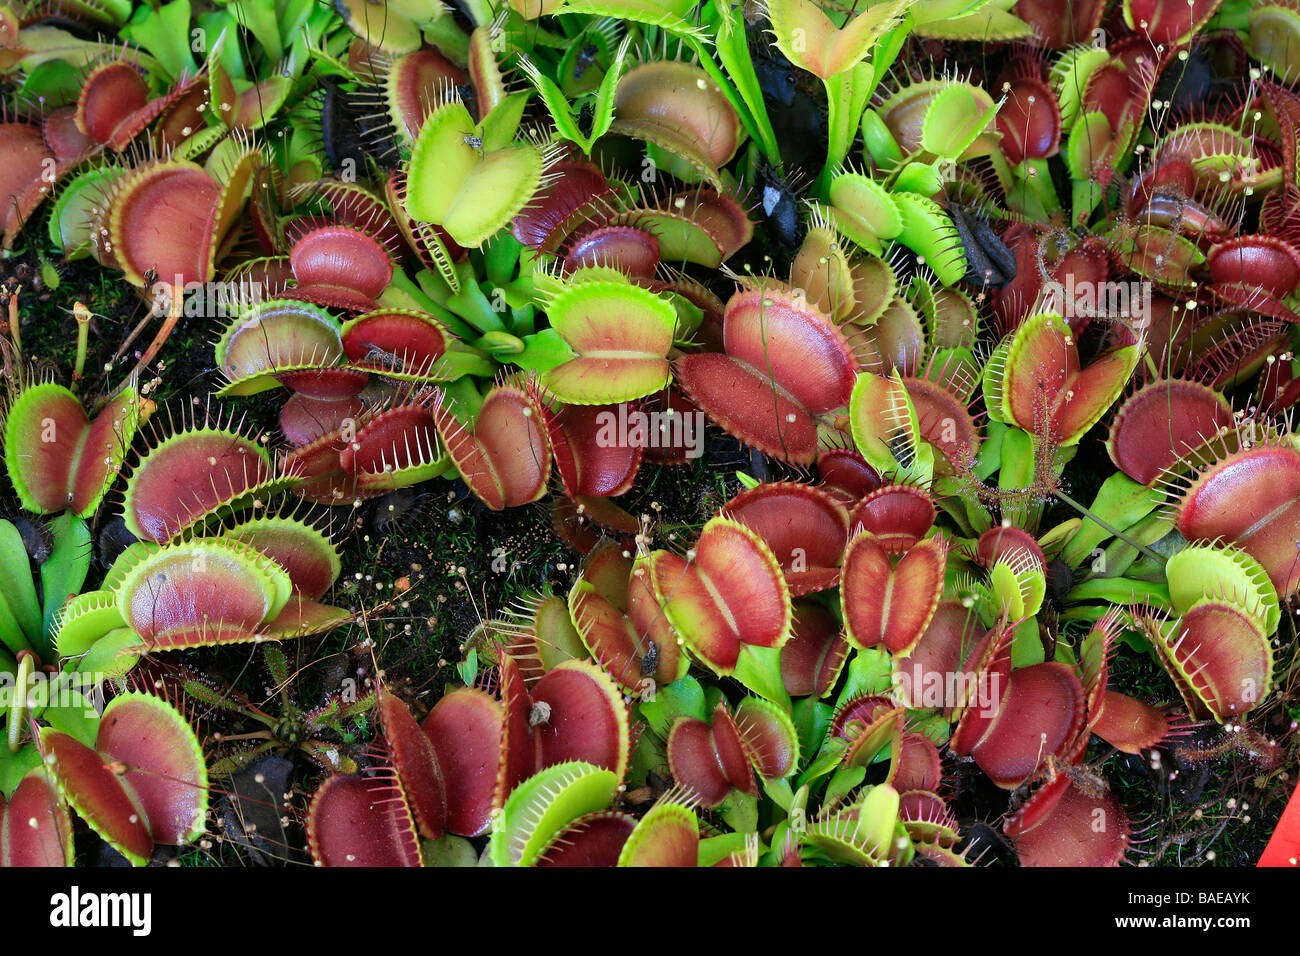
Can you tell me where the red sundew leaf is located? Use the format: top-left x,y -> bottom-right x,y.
96,694 -> 207,846
1107,379 -> 1233,485
1010,780 -> 1129,866
530,661 -> 630,780
648,517 -> 791,674
1090,690 -> 1170,754
0,772 -> 73,867
1176,444 -> 1300,595
894,600 -> 982,712
288,226 -> 393,311
513,160 -> 613,253
422,688 -> 504,837
849,485 -> 937,554
565,225 -> 660,278
1162,602 -> 1272,720
841,533 -> 947,655
723,288 -> 857,416
667,717 -> 732,807
341,310 -> 449,379
1012,0 -> 1105,47
1124,0 -> 1223,46
971,662 -> 1087,789
997,74 -> 1061,164
720,482 -> 850,596
711,704 -> 757,795
817,448 -> 882,505
890,733 -> 943,792
379,691 -> 446,839
734,697 -> 798,779
109,163 -> 222,287
75,62 -> 149,145
434,386 -> 551,510
674,351 -> 820,463
780,601 -> 849,698
0,121 -> 55,248
306,773 -> 421,866
41,728 -> 153,865
1206,235 -> 1300,299
545,403 -> 644,498
536,811 -> 636,866
280,395 -> 367,448
123,430 -> 274,542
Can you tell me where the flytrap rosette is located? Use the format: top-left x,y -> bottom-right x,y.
675,284 -> 857,465
432,384 -> 550,510
666,698 -> 799,808
4,381 -> 143,518
645,516 -> 792,703
40,692 -> 207,866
